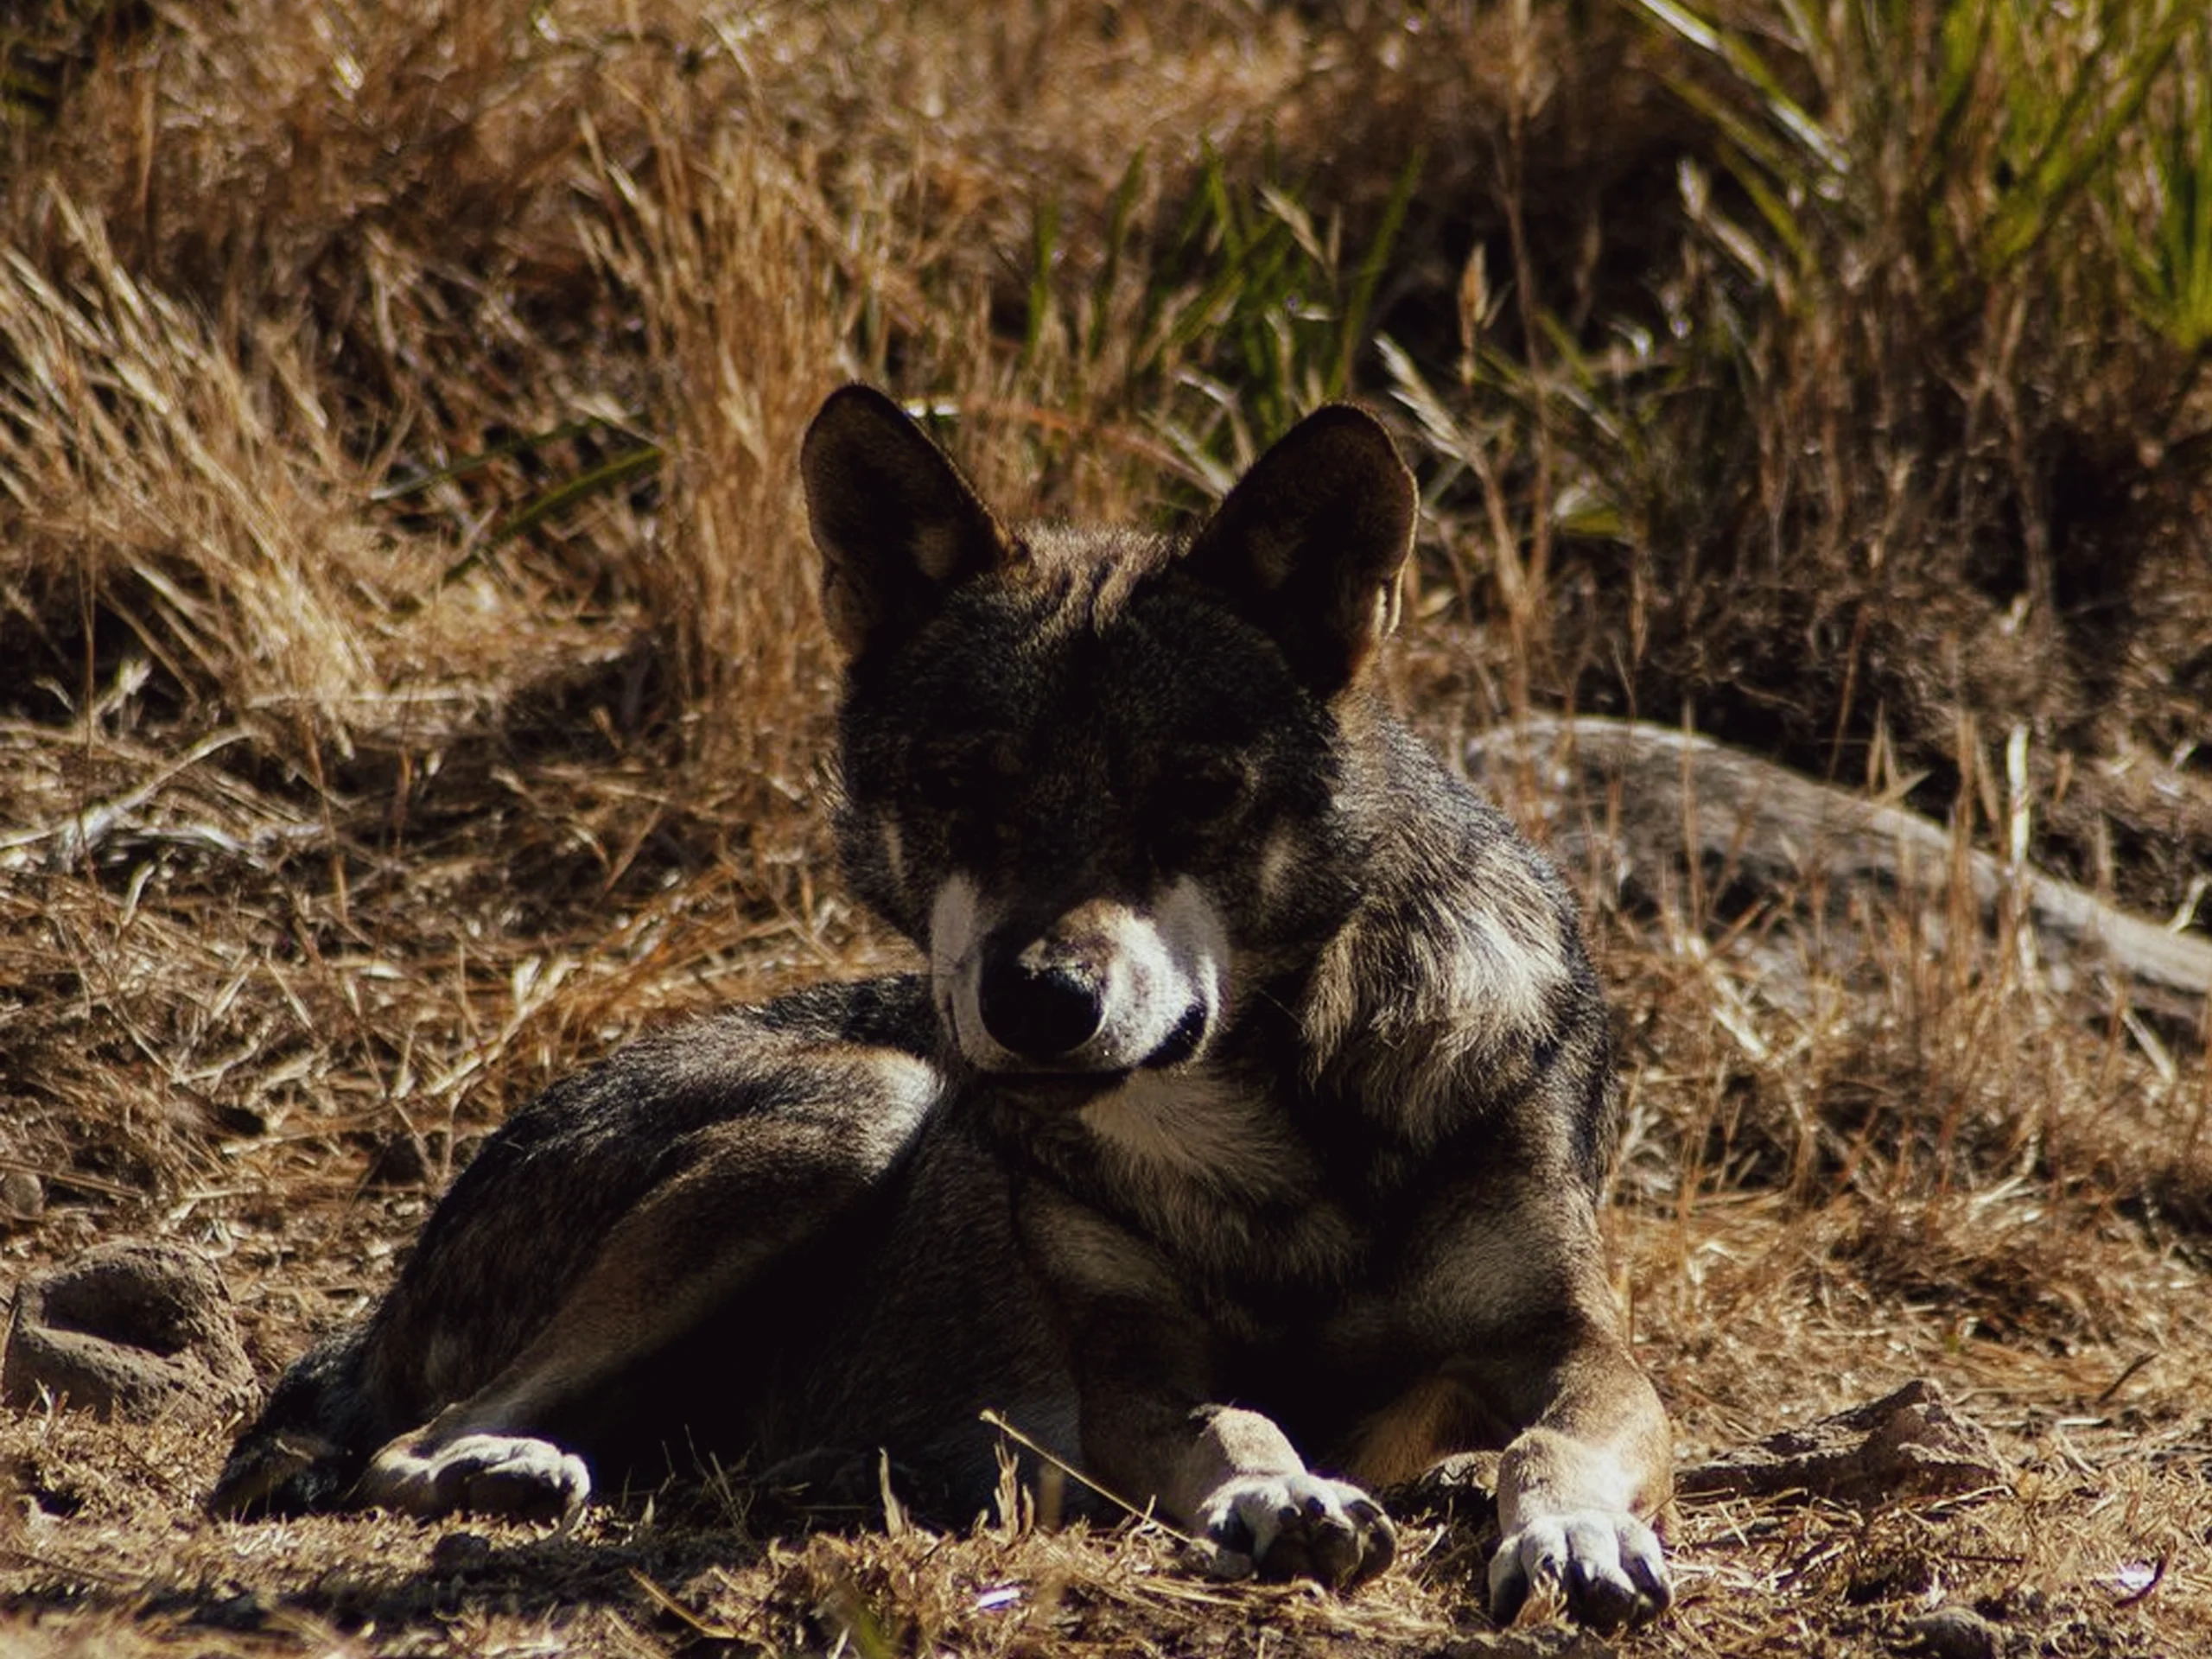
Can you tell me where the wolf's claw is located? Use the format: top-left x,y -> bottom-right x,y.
1200,1472 -> 1397,1591
1488,1508 -> 1670,1630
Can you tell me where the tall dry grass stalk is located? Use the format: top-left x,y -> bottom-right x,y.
0,193 -> 382,714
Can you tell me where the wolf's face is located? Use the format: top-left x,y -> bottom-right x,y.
846,556 -> 1343,1078
803,390 -> 1417,1084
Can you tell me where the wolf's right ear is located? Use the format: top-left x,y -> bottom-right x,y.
802,385 -> 1020,658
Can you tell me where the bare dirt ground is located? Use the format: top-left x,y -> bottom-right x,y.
3,3 -> 2210,1654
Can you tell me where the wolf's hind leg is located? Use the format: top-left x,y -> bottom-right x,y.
215,1005 -> 942,1521
353,1081 -> 933,1521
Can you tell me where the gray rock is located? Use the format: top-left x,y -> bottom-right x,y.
3,1238 -> 256,1426
1902,1603 -> 2006,1659
1,1170 -> 44,1222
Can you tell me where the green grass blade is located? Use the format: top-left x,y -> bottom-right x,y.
486,442 -> 661,549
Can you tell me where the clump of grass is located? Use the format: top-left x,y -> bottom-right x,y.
1385,0 -> 2212,925
0,194 -> 384,714
1017,143 -> 1424,493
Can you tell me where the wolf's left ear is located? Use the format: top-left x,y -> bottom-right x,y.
1181,405 -> 1416,696
802,385 -> 1020,659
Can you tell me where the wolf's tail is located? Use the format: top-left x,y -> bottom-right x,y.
207,1325 -> 382,1517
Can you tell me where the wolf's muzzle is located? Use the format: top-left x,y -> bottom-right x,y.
931,876 -> 1230,1076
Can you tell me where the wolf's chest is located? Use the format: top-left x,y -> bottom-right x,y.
1065,1070 -> 1370,1295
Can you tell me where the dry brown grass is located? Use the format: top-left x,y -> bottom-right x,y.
3,1 -> 2210,1654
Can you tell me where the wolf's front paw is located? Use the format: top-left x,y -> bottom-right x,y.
1199,1472 -> 1396,1590
1488,1508 -> 1669,1630
359,1430 -> 591,1524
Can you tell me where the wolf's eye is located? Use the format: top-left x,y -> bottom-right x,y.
1163,754 -> 1251,829
912,738 -> 1007,813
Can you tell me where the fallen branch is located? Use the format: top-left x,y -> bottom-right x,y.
1466,715 -> 2212,1030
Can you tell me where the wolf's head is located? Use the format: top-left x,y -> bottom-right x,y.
802,386 -> 1416,1084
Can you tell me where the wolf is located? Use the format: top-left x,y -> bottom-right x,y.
211,385 -> 1673,1628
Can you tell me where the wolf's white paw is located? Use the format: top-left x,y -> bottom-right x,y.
1198,1471 -> 1396,1590
359,1430 -> 590,1524
1488,1507 -> 1669,1630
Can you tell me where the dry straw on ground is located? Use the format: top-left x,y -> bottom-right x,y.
3,2 -> 2210,1655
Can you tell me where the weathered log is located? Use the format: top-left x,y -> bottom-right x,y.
1467,715 -> 2212,1030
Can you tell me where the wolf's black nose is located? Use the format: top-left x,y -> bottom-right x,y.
978,955 -> 1104,1061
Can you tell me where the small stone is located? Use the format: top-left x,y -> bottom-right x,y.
1,1170 -> 44,1222
1903,1604 -> 2005,1659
